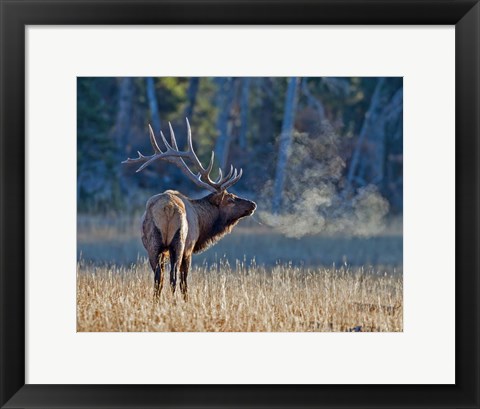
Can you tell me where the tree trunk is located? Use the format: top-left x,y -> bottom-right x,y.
184,77 -> 199,120
258,78 -> 275,149
112,77 -> 134,204
371,86 -> 403,186
272,77 -> 300,213
238,77 -> 251,149
346,77 -> 386,186
301,77 -> 325,121
146,77 -> 161,133
214,77 -> 236,171
114,77 -> 134,159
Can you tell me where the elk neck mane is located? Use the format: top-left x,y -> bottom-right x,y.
192,195 -> 238,254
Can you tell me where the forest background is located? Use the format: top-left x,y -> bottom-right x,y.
77,77 -> 403,267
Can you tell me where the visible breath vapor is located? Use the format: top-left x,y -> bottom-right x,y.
258,124 -> 390,238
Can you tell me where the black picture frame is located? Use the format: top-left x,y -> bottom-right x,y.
1,1 -> 479,408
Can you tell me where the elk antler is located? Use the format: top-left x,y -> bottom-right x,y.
122,118 -> 243,193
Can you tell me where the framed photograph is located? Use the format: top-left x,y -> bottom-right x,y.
0,1 -> 478,408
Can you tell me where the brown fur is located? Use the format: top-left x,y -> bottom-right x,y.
145,191 -> 187,247
142,189 -> 256,300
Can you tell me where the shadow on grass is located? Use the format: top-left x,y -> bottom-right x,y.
78,227 -> 402,269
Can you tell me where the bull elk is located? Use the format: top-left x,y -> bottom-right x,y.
123,119 -> 256,300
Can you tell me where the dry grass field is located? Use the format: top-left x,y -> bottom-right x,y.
77,215 -> 403,332
77,262 -> 402,332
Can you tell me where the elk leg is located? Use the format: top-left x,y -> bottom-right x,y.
149,250 -> 162,300
180,254 -> 191,301
146,224 -> 165,300
169,229 -> 185,295
153,253 -> 165,300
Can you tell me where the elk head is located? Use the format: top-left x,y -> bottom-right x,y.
208,191 -> 256,225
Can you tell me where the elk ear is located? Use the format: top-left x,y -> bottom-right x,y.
209,191 -> 225,206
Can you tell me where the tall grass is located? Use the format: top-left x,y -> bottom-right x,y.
77,259 -> 403,332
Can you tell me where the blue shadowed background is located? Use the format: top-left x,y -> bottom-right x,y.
77,77 -> 403,270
